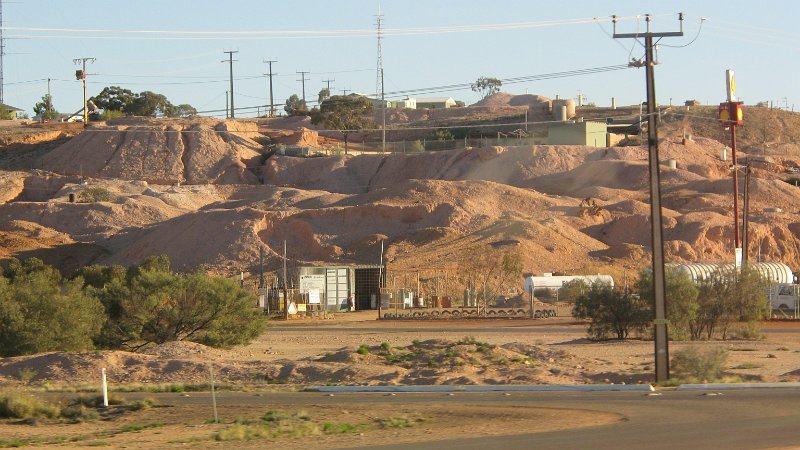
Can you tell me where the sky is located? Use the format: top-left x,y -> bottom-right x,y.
2,0 -> 798,118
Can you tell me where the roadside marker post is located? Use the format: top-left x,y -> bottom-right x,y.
101,368 -> 109,407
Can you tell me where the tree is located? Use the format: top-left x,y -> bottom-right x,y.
91,86 -> 136,112
471,76 -> 502,99
0,259 -> 105,356
637,267 -> 699,340
692,266 -> 769,340
284,94 -> 308,116
458,247 -> 523,308
573,283 -> 651,340
311,95 -> 374,154
91,86 -> 192,118
85,256 -> 264,350
128,91 -> 176,117
175,104 -> 197,118
33,94 -> 58,121
318,88 -> 331,104
559,279 -> 589,303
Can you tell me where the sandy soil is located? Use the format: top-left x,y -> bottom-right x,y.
1,313 -> 798,390
0,398 -> 621,449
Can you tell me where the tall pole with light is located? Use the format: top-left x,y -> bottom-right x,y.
719,70 -> 745,268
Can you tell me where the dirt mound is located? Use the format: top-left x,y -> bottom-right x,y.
41,118 -> 263,185
0,171 -> 26,202
266,127 -> 319,146
0,220 -> 74,257
0,337 -> 597,386
263,145 -> 591,194
472,92 -> 515,107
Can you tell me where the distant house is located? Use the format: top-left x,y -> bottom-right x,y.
0,103 -> 24,120
415,97 -> 457,109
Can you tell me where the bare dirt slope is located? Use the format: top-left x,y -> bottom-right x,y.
1,115 -> 800,279
41,117 -> 263,184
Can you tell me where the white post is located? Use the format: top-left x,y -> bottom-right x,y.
101,368 -> 109,407
209,362 -> 219,423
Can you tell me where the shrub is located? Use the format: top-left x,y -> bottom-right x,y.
78,187 -> 112,203
670,347 -> 728,382
89,258 -> 264,350
638,267 -> 698,340
408,140 -> 425,152
573,283 -> 650,340
0,392 -> 60,419
356,344 -> 370,355
0,259 -> 105,356
380,342 -> 391,351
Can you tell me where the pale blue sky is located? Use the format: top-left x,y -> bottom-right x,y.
3,1 -> 797,118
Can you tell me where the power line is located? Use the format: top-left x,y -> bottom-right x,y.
2,15 -> 672,40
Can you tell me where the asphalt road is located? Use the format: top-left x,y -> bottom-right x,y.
131,388 -> 800,450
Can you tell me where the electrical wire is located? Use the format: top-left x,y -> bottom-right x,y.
659,17 -> 705,48
1,14 -> 672,41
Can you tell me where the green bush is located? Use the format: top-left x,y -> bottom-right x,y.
638,267 -> 699,340
670,347 -> 728,382
0,392 -> 61,419
86,256 -> 264,350
0,259 -> 105,356
573,283 -> 650,340
0,256 -> 264,357
78,187 -> 112,203
408,140 -> 425,152
356,344 -> 370,355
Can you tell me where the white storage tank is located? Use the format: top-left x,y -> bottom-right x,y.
523,273 -> 614,293
551,99 -> 576,120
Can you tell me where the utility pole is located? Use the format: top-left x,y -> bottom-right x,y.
73,57 -> 96,125
614,13 -> 684,383
322,78 -> 335,92
46,78 -> 52,119
296,71 -> 310,104
375,7 -> 386,152
742,161 -> 751,266
222,50 -> 238,118
263,59 -> 277,117
341,89 -> 350,96
225,91 -> 229,119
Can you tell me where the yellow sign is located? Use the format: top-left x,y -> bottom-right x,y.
726,70 -> 736,102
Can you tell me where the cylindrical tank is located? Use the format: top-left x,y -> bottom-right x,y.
672,262 -> 794,284
552,99 -> 576,119
523,274 -> 614,292
667,159 -> 677,169
611,97 -> 617,109
555,105 -> 567,122
720,148 -> 728,161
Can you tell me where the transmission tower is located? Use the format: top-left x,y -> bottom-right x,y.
375,6 -> 386,151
